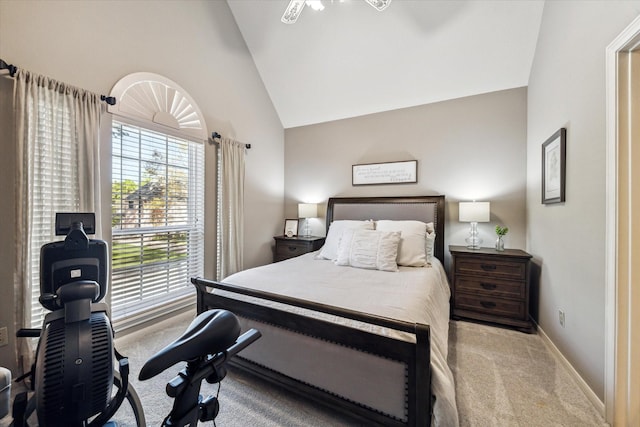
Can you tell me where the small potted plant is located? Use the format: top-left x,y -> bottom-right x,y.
495,225 -> 508,251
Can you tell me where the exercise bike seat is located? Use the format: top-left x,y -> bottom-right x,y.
139,309 -> 241,381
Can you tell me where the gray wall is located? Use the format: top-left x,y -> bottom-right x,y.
0,0 -> 284,372
526,1 -> 640,399
284,87 -> 528,269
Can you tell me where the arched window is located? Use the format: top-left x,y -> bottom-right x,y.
108,73 -> 206,324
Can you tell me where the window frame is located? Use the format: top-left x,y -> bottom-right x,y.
105,72 -> 210,332
109,118 -> 205,329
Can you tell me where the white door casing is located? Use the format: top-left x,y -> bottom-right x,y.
605,14 -> 640,426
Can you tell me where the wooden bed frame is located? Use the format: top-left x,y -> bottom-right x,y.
192,195 -> 446,426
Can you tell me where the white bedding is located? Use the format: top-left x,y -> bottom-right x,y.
219,252 -> 459,426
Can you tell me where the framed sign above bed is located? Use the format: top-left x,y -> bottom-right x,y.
352,160 -> 417,186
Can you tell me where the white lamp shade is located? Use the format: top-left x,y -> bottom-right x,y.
298,203 -> 318,218
459,202 -> 490,222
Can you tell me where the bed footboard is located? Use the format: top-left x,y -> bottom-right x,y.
191,277 -> 432,426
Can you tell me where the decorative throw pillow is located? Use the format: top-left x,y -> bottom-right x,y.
425,231 -> 436,264
375,220 -> 428,267
335,229 -> 401,272
317,220 -> 374,261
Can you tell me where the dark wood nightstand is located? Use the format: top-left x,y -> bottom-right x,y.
449,245 -> 534,333
273,235 -> 325,263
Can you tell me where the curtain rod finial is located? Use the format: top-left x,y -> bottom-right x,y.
0,58 -> 17,77
100,95 -> 116,105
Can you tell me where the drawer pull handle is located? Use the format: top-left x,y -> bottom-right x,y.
288,246 -> 298,251
481,264 -> 497,271
480,283 -> 497,290
480,301 -> 496,309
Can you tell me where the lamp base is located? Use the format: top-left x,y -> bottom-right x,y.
302,219 -> 312,237
465,240 -> 482,250
465,222 -> 482,249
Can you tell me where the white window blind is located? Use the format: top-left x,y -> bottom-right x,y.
111,121 -> 204,320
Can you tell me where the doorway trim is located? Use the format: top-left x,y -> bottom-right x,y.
605,14 -> 640,425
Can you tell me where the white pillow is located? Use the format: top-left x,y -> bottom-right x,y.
425,231 -> 436,264
317,220 -> 374,261
375,220 -> 428,267
425,222 -> 434,233
335,229 -> 401,272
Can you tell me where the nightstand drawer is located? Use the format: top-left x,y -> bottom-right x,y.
455,293 -> 525,319
455,258 -> 526,281
455,276 -> 525,299
275,241 -> 310,258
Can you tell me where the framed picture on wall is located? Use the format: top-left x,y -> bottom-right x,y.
352,160 -> 418,186
283,219 -> 299,237
541,128 -> 566,204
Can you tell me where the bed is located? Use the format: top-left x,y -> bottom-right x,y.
191,195 -> 458,426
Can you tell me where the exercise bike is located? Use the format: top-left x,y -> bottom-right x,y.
11,213 -> 260,426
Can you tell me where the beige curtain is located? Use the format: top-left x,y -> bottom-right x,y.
13,69 -> 103,371
216,137 -> 246,280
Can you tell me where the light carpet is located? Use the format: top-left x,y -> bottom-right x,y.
448,320 -> 606,427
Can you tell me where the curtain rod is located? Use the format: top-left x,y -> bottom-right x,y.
0,58 -> 116,105
210,131 -> 251,149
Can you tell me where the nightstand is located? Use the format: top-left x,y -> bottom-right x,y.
449,245 -> 534,333
273,235 -> 325,263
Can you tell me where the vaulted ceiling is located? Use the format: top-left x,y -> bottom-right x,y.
227,0 -> 545,129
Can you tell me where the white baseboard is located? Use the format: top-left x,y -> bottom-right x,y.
536,324 -> 606,418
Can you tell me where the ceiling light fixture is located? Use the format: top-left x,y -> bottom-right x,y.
281,0 -> 392,24
306,0 -> 325,11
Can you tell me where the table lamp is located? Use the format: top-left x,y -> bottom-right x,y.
459,201 -> 490,249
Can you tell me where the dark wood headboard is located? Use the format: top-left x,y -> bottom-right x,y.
326,195 -> 446,264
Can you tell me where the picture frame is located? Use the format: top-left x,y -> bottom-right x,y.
352,160 -> 418,186
283,219 -> 299,237
541,128 -> 566,204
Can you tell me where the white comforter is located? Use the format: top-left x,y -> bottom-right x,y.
221,252 -> 459,426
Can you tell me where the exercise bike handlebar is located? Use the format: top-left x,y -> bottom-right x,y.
226,328 -> 261,360
167,328 -> 261,397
